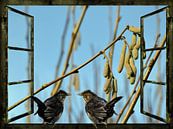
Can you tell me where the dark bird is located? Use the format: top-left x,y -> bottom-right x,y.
78,90 -> 122,128
31,90 -> 71,124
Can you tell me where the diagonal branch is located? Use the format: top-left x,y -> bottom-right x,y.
109,6 -> 121,69
107,6 -> 121,102
54,7 -> 71,83
51,6 -> 88,96
8,26 -> 128,111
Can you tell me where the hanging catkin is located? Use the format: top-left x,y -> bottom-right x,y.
128,26 -> 140,34
117,40 -> 127,73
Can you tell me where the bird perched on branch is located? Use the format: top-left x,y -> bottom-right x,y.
31,90 -> 71,124
78,90 -> 122,128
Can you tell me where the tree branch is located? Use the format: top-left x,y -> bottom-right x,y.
51,6 -> 88,96
8,26 -> 128,111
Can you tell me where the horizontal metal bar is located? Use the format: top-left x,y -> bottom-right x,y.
8,79 -> 32,85
144,47 -> 166,52
8,111 -> 32,123
8,46 -> 33,52
6,124 -> 170,129
6,6 -> 33,18
143,80 -> 166,85
8,95 -> 32,111
141,6 -> 168,18
141,110 -> 167,123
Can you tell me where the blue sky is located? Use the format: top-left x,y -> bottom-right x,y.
8,5 -> 166,123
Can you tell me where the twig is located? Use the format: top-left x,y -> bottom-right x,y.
121,34 -> 166,123
54,7 -> 71,86
116,33 -> 161,123
8,26 -> 128,111
67,6 -> 76,123
51,6 -> 88,96
108,7 -> 113,41
109,6 -> 121,69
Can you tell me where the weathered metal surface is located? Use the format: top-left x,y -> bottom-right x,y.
0,0 -> 172,128
1,0 -> 171,5
8,79 -> 32,86
8,112 -> 31,123
7,6 -> 33,18
5,124 -> 171,129
166,4 -> 173,125
30,14 -> 34,114
0,2 -> 8,129
144,47 -> 166,51
143,80 -> 166,85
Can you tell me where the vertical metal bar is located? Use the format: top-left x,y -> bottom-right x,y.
0,3 -> 8,128
166,5 -> 173,124
140,17 -> 144,113
30,16 -> 34,113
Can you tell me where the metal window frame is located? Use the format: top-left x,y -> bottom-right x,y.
140,6 -> 168,123
6,6 -> 34,123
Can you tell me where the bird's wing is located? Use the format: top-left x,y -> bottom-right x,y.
86,99 -> 107,122
44,99 -> 63,123
105,96 -> 122,109
31,96 -> 46,116
44,96 -> 58,106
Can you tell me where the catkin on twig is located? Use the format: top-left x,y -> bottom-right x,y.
117,41 -> 127,73
129,33 -> 137,50
112,78 -> 118,99
132,48 -> 138,59
135,35 -> 141,49
132,35 -> 139,59
129,76 -> 135,84
125,51 -> 133,79
104,77 -> 112,94
129,57 -> 137,76
103,59 -> 111,78
128,26 -> 140,34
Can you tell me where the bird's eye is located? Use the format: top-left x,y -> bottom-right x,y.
84,95 -> 90,100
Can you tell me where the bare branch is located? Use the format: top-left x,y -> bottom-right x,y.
51,6 -> 88,96
8,26 -> 128,111
54,7 -> 71,83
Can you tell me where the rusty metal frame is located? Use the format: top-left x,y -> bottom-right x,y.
6,6 -> 34,123
140,6 -> 168,123
0,0 -> 173,129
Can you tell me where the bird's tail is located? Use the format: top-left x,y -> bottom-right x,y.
105,96 -> 123,109
31,96 -> 45,114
